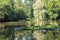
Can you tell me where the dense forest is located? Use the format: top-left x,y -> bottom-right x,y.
0,0 -> 60,21
0,0 -> 60,40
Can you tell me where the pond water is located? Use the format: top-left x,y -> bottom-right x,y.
0,25 -> 60,40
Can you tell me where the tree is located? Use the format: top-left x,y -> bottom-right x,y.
45,0 -> 60,20
44,0 -> 60,28
0,0 -> 28,22
33,0 -> 46,26
0,0 -> 14,22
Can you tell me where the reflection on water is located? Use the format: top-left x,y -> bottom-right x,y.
14,37 -> 18,40
0,25 -> 60,40
22,37 -> 25,40
14,36 -> 31,40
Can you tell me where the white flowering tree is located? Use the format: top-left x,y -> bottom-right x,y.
33,0 -> 46,26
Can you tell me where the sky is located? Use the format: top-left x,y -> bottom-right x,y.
13,0 -> 30,5
21,0 -> 25,4
13,0 -> 24,3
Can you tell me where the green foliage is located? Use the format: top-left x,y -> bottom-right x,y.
0,0 -> 60,40
45,0 -> 60,20
0,0 -> 28,22
44,0 -> 60,28
47,31 -> 60,40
